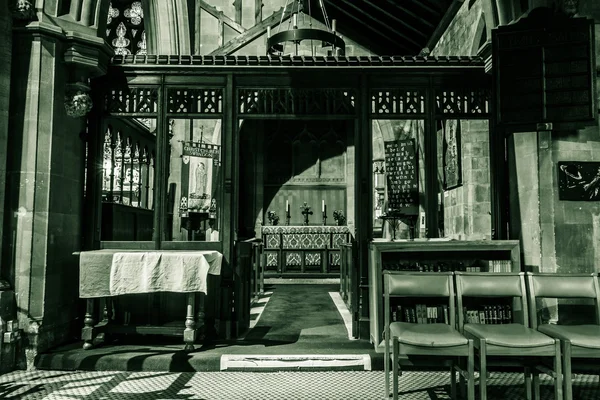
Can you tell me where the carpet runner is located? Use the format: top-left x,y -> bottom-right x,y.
35,284 -> 377,372
219,284 -> 370,370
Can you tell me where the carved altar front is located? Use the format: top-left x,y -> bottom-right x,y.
261,225 -> 350,274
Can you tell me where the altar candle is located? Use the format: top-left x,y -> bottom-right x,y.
322,200 -> 325,212
286,200 -> 289,212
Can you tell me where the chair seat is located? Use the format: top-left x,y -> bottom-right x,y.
464,323 -> 555,348
390,322 -> 468,347
537,324 -> 600,349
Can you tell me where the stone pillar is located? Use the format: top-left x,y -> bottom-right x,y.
6,15 -> 111,368
0,0 -> 14,284
508,132 -> 542,271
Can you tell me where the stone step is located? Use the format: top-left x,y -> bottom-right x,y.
219,354 -> 371,372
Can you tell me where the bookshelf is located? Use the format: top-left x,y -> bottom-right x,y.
369,239 -> 522,352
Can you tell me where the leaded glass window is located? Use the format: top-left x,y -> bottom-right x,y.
105,1 -> 147,56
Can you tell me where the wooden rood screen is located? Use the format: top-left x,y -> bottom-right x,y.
87,55 -> 495,257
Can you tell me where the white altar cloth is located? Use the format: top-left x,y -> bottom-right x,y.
79,250 -> 222,298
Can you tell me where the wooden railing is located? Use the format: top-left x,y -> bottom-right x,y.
251,242 -> 265,303
340,242 -> 360,339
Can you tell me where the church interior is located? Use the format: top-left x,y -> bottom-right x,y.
1,0 -> 600,399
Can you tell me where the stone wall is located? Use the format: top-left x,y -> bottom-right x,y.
432,0 -> 600,276
442,120 -> 492,240
427,1 -> 492,240
508,132 -> 542,271
552,128 -> 600,274
4,13 -> 102,366
431,0 -> 484,56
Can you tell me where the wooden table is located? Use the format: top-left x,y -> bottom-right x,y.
78,249 -> 222,351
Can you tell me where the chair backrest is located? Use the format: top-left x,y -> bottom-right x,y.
455,272 -> 528,331
526,272 -> 600,328
383,271 -> 456,329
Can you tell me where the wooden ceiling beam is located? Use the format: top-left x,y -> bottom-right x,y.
209,8 -> 288,55
412,0 -> 446,16
322,1 -> 413,54
362,0 -> 428,39
330,0 -> 423,49
199,0 -> 247,34
384,0 -> 435,28
426,0 -> 465,50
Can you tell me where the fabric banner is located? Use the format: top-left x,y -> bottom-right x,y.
180,141 -> 221,213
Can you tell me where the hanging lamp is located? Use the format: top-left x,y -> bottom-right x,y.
266,0 -> 345,56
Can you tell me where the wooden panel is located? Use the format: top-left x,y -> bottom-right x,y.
101,203 -> 153,241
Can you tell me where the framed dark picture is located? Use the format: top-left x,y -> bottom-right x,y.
558,161 -> 600,201
443,119 -> 462,190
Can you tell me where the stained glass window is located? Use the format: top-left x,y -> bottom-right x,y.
105,1 -> 147,56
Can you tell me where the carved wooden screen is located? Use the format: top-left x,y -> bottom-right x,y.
238,88 -> 357,117
370,89 -> 427,118
435,88 -> 491,118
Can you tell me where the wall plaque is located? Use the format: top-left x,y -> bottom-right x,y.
384,139 -> 418,214
493,7 -> 596,130
558,161 -> 600,201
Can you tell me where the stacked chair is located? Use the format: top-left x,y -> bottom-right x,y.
384,271 -> 584,400
527,272 -> 600,400
455,272 -> 563,400
383,271 -> 475,400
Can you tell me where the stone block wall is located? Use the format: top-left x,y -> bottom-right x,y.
508,132 -> 542,270
442,120 -> 492,240
552,127 -> 600,274
6,31 -> 87,368
431,0 -> 483,56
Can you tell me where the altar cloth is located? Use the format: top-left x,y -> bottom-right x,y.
79,250 -> 222,298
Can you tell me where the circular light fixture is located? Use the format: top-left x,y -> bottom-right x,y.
267,0 -> 345,56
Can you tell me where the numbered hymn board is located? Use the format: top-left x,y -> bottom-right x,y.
384,139 -> 418,214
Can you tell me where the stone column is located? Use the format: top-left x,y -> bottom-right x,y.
0,1 -> 14,285
6,14 -> 111,368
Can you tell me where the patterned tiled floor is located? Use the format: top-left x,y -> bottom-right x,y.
1,369 -> 599,399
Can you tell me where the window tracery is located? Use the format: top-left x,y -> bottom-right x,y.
105,1 -> 147,56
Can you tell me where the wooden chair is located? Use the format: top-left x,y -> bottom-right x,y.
455,272 -> 563,400
383,271 -> 475,400
527,272 -> 600,400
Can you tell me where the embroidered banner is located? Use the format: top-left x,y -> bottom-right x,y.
180,141 -> 221,214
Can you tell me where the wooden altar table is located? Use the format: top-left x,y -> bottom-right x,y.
79,249 -> 222,351
261,225 -> 350,274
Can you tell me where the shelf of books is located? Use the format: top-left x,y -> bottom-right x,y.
368,239 -> 522,352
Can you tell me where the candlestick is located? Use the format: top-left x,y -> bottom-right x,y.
322,205 -> 327,226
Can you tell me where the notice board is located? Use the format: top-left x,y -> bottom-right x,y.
493,7 -> 596,130
384,139 -> 418,214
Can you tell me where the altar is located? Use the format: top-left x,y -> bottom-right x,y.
261,225 -> 350,274
78,249 -> 222,351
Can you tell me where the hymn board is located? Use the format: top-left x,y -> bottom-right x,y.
384,139 -> 419,215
